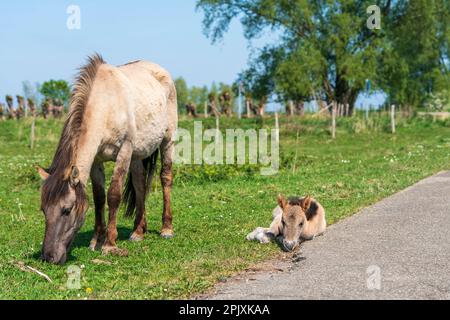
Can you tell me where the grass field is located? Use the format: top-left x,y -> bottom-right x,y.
0,113 -> 449,299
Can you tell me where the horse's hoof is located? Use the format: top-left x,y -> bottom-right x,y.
160,229 -> 174,239
102,245 -> 129,257
89,241 -> 96,251
89,236 -> 105,251
129,232 -> 145,242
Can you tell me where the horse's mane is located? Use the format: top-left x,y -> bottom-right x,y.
42,53 -> 105,210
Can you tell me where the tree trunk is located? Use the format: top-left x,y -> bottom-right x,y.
295,101 -> 305,116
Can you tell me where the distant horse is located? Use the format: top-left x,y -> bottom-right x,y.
38,54 -> 178,264
247,195 -> 326,251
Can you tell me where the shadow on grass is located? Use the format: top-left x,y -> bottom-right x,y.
72,226 -> 134,249
30,226 -> 134,264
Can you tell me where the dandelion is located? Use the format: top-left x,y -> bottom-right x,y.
86,287 -> 93,295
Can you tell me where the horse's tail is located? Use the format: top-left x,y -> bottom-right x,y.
123,149 -> 159,218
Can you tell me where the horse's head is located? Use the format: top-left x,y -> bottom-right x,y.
38,166 -> 88,265
277,195 -> 312,251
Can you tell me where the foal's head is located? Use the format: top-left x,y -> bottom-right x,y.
277,195 -> 313,251
38,166 -> 88,264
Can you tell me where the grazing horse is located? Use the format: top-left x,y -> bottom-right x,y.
246,195 -> 326,251
37,54 -> 178,264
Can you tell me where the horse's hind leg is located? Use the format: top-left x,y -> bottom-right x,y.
129,160 -> 147,242
160,138 -> 174,238
102,141 -> 133,256
89,163 -> 106,251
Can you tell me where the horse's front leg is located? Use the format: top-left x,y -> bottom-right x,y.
89,163 -> 106,251
102,141 -> 133,256
160,138 -> 174,238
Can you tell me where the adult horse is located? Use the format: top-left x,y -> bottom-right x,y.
38,54 -> 178,264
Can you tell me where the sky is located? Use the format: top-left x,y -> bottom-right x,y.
0,0 -> 384,110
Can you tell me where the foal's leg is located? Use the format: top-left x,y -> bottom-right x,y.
129,159 -> 147,242
102,141 -> 133,256
160,139 -> 174,238
89,163 -> 106,251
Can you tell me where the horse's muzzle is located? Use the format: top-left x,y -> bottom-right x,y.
41,249 -> 68,265
282,240 -> 299,252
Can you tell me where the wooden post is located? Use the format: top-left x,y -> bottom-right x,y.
215,114 -> 220,136
289,100 -> 295,116
275,111 -> 279,145
391,104 -> 396,134
275,111 -> 279,129
332,102 -> 336,139
30,116 -> 36,149
204,101 -> 208,118
345,104 -> 349,117
292,129 -> 300,174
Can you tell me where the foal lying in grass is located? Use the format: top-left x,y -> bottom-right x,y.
247,195 -> 326,251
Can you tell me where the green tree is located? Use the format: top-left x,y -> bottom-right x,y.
39,80 -> 71,107
196,0 -> 394,114
239,46 -> 282,115
174,77 -> 189,111
380,0 -> 450,108
189,85 -> 209,113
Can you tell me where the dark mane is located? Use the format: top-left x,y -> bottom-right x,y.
287,197 -> 303,206
42,54 -> 105,211
288,196 -> 319,221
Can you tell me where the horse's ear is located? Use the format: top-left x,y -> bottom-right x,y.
37,166 -> 50,181
278,194 -> 287,210
302,196 -> 312,211
70,166 -> 80,187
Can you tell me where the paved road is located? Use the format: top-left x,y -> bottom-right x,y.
208,171 -> 450,300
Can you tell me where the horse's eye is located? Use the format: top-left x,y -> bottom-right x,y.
61,207 -> 72,216
299,222 -> 304,227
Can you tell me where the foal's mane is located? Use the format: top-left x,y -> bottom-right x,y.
42,54 -> 105,208
288,197 -> 319,221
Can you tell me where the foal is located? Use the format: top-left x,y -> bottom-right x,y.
247,195 -> 326,251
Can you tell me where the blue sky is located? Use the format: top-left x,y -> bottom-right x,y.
0,0 -> 384,109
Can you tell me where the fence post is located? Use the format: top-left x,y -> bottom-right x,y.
332,102 -> 336,139
391,104 -> 396,134
30,116 -> 36,149
215,114 -> 220,137
275,111 -> 279,145
289,100 -> 295,116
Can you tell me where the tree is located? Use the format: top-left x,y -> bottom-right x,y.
240,46 -> 277,116
39,80 -> 71,107
379,0 -> 450,108
174,77 -> 189,111
218,83 -> 234,116
196,0 -> 394,115
189,85 -> 209,113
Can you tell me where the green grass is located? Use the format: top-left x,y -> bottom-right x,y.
0,114 -> 449,299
